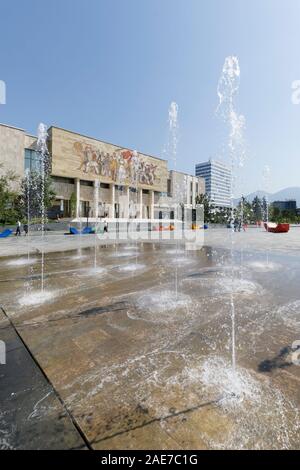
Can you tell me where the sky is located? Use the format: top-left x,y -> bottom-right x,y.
1,0 -> 300,195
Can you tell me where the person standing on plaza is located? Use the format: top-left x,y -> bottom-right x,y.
15,220 -> 21,236
103,218 -> 108,234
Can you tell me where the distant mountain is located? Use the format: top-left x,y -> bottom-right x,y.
241,190 -> 271,201
234,187 -> 300,207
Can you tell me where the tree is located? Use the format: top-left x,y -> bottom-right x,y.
70,192 -> 76,218
211,206 -> 231,224
236,196 -> 253,223
18,171 -> 56,221
0,167 -> 20,225
252,196 -> 262,222
269,205 -> 280,223
262,197 -> 268,221
195,194 -> 235,224
266,201 -> 299,223
195,193 -> 212,222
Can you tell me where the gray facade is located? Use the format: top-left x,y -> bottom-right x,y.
195,159 -> 231,208
272,200 -> 297,212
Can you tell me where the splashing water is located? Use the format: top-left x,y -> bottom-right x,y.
217,56 -> 246,372
36,123 -> 49,293
276,300 -> 300,328
168,101 -> 179,165
81,266 -> 107,277
122,245 -> 139,251
215,278 -> 262,296
117,263 -> 145,273
37,123 -> 49,157
110,251 -> 137,258
170,256 -> 194,267
247,260 -> 281,272
165,248 -> 185,255
6,258 -> 37,267
18,290 -> 58,307
24,168 -> 33,294
217,56 -> 246,175
167,102 -> 180,298
129,289 -> 192,324
131,149 -> 140,270
94,179 -> 100,270
262,165 -> 271,225
198,356 -> 261,407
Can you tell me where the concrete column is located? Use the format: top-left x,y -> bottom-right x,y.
192,179 -> 196,209
75,178 -> 80,218
124,186 -> 130,219
150,190 -> 154,219
138,189 -> 143,219
94,180 -> 99,219
186,178 -> 190,206
109,183 -> 115,218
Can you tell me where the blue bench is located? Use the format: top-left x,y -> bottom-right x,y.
0,229 -> 13,238
69,226 -> 94,235
82,226 -> 93,235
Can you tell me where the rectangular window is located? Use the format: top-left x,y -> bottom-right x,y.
167,179 -> 172,197
80,180 -> 93,187
80,201 -> 90,217
24,149 -> 40,172
51,176 -> 75,185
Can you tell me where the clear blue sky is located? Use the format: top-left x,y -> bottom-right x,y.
1,0 -> 300,194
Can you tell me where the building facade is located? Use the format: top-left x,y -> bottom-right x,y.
195,159 -> 231,208
0,123 -> 205,220
272,200 -> 297,212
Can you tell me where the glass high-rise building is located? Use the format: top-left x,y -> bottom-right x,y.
195,159 -> 231,208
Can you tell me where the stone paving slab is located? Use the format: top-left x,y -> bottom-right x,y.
0,309 -> 87,450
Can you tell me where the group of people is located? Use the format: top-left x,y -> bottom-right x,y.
233,218 -> 248,232
15,221 -> 28,236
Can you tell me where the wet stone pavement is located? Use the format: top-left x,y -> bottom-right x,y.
0,310 -> 87,449
0,241 -> 299,449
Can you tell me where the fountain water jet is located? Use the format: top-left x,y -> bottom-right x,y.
24,168 -> 35,294
36,123 -> 49,293
217,56 -> 246,372
167,101 -> 180,298
262,165 -> 271,227
132,149 -> 139,273
94,179 -> 100,270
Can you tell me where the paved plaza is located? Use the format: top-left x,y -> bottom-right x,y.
0,228 -> 299,449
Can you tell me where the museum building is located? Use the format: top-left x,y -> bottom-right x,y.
0,123 -> 205,220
